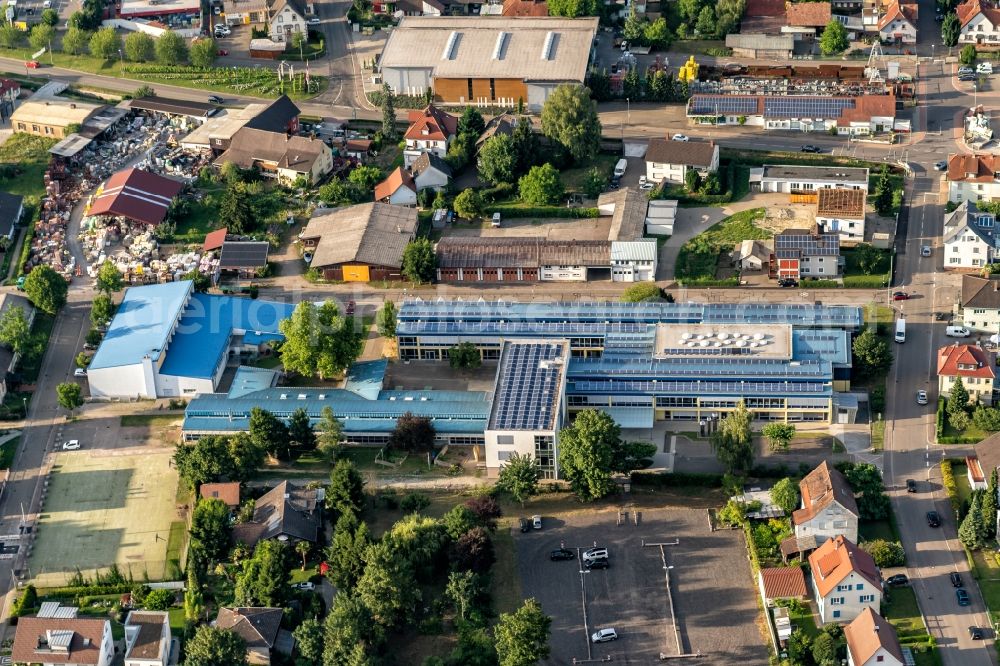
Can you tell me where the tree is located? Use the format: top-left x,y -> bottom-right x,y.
451,526 -> 495,574
449,342 -> 481,370
183,567 -> 203,622
348,165 -> 383,190
761,422 -> 795,452
478,134 -> 518,186
316,406 -> 344,462
90,294 -> 114,329
518,163 -> 564,206
558,409 -> 620,500
189,37 -> 216,67
183,268 -> 211,292
949,377 -> 971,412
854,244 -> 884,275
295,540 -> 311,570
695,5 -> 716,37
95,259 -> 124,294
960,490 -> 989,549
861,539 -> 905,568
155,30 -> 188,65
961,43 -> 978,66
278,301 -> 362,380
450,627 -> 498,666
401,238 -> 437,283
381,83 -> 397,140
464,495 -> 502,531
684,168 -> 701,193
495,598 -> 552,666
644,16 -> 672,49
376,300 -> 397,338
510,117 -> 538,176
89,27 -> 122,61
388,412 -> 436,451
443,505 -> 478,540
711,401 -> 754,474
458,107 -> 485,138
621,282 -> 662,302
496,453 -> 540,506
819,20 -> 849,55
0,25 -> 21,49
293,618 -> 324,664
872,165 -> 894,217
540,84 -> 601,163
183,626 -> 248,666
942,13 -> 961,47
356,540 -> 420,627
547,0 -> 597,16
582,166 -> 606,198
852,327 -> 892,378
812,632 -> 838,666
327,512 -> 370,591
840,462 -> 891,520
453,188 -> 485,220
327,458 -> 365,517
986,468 -> 999,539
323,594 -> 384,663
609,441 -> 657,473
234,539 -> 289,607
143,588 -> 174,610
445,570 -> 479,622
189,498 -> 231,567
288,407 -> 316,455
56,382 -> 83,413
40,7 -> 59,25
0,305 -> 31,357
62,27 -> 90,55
124,31 -> 154,62
248,407 -> 290,461
769,477 -> 799,515
218,181 -> 257,234
950,409 -> 971,431
29,24 -> 54,51
623,7 -> 648,43
24,265 -> 67,314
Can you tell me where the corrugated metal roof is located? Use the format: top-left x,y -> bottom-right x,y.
610,240 -> 658,262
436,237 -> 611,269
302,203 -> 417,269
90,281 -> 193,370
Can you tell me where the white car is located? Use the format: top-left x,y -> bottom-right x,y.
920,245 -> 931,257
74,368 -> 87,377
492,212 -> 501,228
62,440 -> 81,450
292,582 -> 315,591
671,134 -> 689,142
978,62 -> 993,74
42,0 -> 51,7
307,16 -> 320,24
531,514 -> 542,529
916,390 -> 928,405
591,628 -> 618,643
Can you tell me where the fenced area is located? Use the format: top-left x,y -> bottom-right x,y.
29,451 -> 182,587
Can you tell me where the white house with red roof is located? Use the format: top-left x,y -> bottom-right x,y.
957,0 -> 1000,44
808,535 -> 882,624
947,153 -> 1000,203
938,343 -> 998,406
878,0 -> 918,43
403,105 -> 457,169
844,608 -> 904,666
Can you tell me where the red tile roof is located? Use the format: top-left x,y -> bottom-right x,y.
793,461 -> 860,526
200,481 -> 241,507
375,167 -> 416,201
12,617 -> 108,665
502,0 -> 549,16
948,153 -> 1000,183
203,227 -> 228,252
759,567 -> 808,600
937,344 -> 996,380
957,0 -> 1000,27
404,105 -> 457,143
744,0 -> 785,16
808,536 -> 881,598
88,168 -> 184,225
786,1 -> 831,27
838,95 -> 896,124
879,1 -> 918,30
844,608 -> 905,665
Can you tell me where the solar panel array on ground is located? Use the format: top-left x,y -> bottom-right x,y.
763,97 -> 855,118
490,342 -> 566,431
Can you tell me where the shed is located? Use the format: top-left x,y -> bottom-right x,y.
758,567 -> 809,606
218,241 -> 270,279
88,168 -> 184,226
300,203 -> 417,281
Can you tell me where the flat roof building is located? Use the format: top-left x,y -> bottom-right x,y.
11,97 -> 104,139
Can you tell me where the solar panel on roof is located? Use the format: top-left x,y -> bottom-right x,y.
763,97 -> 854,118
491,342 -> 565,431
689,96 -> 758,115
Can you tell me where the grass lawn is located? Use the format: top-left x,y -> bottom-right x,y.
289,564 -> 319,584
173,190 -> 223,244
953,462 -> 973,507
250,356 -> 283,369
167,607 -> 186,636
675,208 -> 769,281
0,436 -> 18,469
0,134 -> 58,199
21,313 -> 54,383
883,586 -> 928,640
491,523 -> 522,615
165,520 -> 187,579
781,600 -> 819,640
340,447 -> 439,476
120,414 -> 184,427
944,420 -> 989,443
842,247 -> 892,288
859,519 -> 897,542
561,154 -> 619,193
872,419 -> 885,451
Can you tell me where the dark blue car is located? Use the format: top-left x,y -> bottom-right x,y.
957,588 -> 971,606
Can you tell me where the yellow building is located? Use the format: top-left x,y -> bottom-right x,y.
11,97 -> 103,138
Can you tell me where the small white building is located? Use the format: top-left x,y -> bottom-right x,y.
947,153 -> 1000,203
957,0 -> 1000,45
485,340 -> 569,480
733,239 -> 770,271
644,136 -> 719,185
374,167 -> 418,207
753,164 -> 869,194
411,152 -> 452,192
878,0 -> 918,44
808,535 -> 882,624
123,611 -> 171,666
960,274 -> 1000,332
792,461 -> 860,544
689,95 -> 896,136
816,187 -> 866,244
610,241 -> 657,282
844,608 -> 904,666
645,199 -> 676,236
943,200 -> 999,269
268,0 -> 308,42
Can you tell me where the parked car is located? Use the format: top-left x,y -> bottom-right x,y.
217,49 -> 229,56
208,95 -> 224,104
585,558 -> 609,570
778,278 -> 798,288
74,368 -> 87,377
885,574 -> 909,586
927,510 -> 941,527
978,62 -> 993,74
24,61 -> 39,69
970,626 -> 984,639
959,66 -> 975,75
934,160 -> 948,171
583,547 -> 608,561
951,572 -> 964,587
519,517 -> 530,533
639,182 -> 654,191
550,548 -> 575,561
957,588 -> 971,606
935,311 -> 950,321
906,478 -> 917,492
916,390 -> 928,405
946,326 -> 971,337
892,291 -> 909,301
591,628 -> 618,643
308,16 -> 321,24
800,145 -> 821,153
345,300 -> 356,316
492,212 -> 501,228
62,440 -> 81,450
292,582 -> 315,591
935,11 -> 944,20
671,134 -> 689,142
921,245 -> 931,256
532,514 -> 542,530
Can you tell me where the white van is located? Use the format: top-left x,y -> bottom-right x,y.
894,318 -> 906,343
946,325 -> 971,337
614,159 -> 627,178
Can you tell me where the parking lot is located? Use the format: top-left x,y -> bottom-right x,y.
515,507 -> 767,665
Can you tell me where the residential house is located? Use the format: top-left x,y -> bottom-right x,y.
792,461 -> 860,544
784,2 -> 832,41
215,607 -> 294,665
214,129 -> 332,185
960,274 -> 1000,332
475,113 -> 517,152
725,34 -> 794,58
878,1 -> 918,43
937,343 -> 998,406
403,105 -> 457,168
758,567 -> 809,607
689,95 -> 896,135
502,0 -> 548,16
12,616 -> 115,666
773,229 -> 842,280
816,188 -> 866,244
300,202 -> 417,281
844,608 -> 904,666
268,0 -> 307,42
734,239 -> 771,271
230,480 -> 322,547
411,152 -> 453,192
644,137 -> 719,185
957,0 -> 1000,44
808,535 -> 882,624
123,611 -> 171,666
375,167 -> 419,206
200,481 -> 241,509
943,200 -> 999,269
753,165 -> 869,194
0,191 -> 23,242
11,96 -> 105,139
947,153 -> 1000,203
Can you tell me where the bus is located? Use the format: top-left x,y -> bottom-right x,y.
894,318 -> 906,343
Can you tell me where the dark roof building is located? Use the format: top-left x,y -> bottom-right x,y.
476,113 -> 518,150
123,611 -> 170,665
242,94 -> 300,134
0,190 -> 23,240
301,203 -> 418,281
219,241 -> 270,274
230,480 -> 321,547
215,128 -> 332,184
216,607 -> 294,664
962,274 -> 1000,310
645,137 -> 718,169
88,168 -> 184,226
122,96 -> 220,119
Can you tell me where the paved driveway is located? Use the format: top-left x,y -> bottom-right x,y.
657,207 -> 726,280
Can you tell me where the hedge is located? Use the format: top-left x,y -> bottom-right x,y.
936,398 -> 946,441
486,206 -> 600,219
41,583 -> 132,599
14,199 -> 38,279
941,459 -> 961,516
674,277 -> 740,287
843,275 -> 891,288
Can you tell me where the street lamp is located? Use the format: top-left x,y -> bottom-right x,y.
118,48 -> 124,72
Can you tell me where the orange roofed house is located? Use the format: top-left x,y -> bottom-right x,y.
947,153 -> 1000,203
808,535 -> 882,623
791,461 -> 860,545
375,167 -> 418,207
785,2 -> 831,40
403,105 -> 458,169
844,607 -> 904,666
957,0 -> 1000,44
878,0 -> 918,43
938,343 -> 998,406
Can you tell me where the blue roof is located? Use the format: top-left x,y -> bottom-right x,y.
567,356 -> 832,381
158,293 -> 296,379
90,281 -> 193,370
792,329 -> 852,367
344,360 -> 388,400
227,366 -> 280,398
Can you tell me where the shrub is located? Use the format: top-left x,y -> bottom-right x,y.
861,539 -> 905,567
486,205 -> 600,219
949,410 -> 971,432
400,492 -> 431,513
942,459 -> 961,515
869,386 -> 886,415
630,470 -> 723,487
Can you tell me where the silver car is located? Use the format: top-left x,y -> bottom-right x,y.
591,628 -> 618,643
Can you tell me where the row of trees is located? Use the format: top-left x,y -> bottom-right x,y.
960,468 -> 999,550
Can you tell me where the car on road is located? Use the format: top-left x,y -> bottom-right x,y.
921,245 -> 931,256
934,160 -> 948,171
800,145 -> 821,153
978,62 -> 993,74
885,574 -> 909,586
532,514 -> 542,529
970,626 -> 984,639
585,558 -> 609,570
308,16 -> 321,24
892,291 -> 909,301
292,582 -> 315,590
492,212 -> 502,228
906,478 -> 917,492
936,11 -> 944,20
208,95 -> 224,104
62,440 -> 81,450
550,548 -> 575,561
778,278 -> 798,288
217,49 -> 229,56
583,547 -> 608,561
591,628 -> 618,643
345,300 -> 356,316
671,134 -> 689,142
935,311 -> 950,321
927,510 -> 942,527
957,588 -> 971,606
951,572 -> 964,587
74,368 -> 87,377
916,390 -> 928,405
519,517 -> 530,532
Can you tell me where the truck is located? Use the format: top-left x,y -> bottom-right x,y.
894,318 -> 906,343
